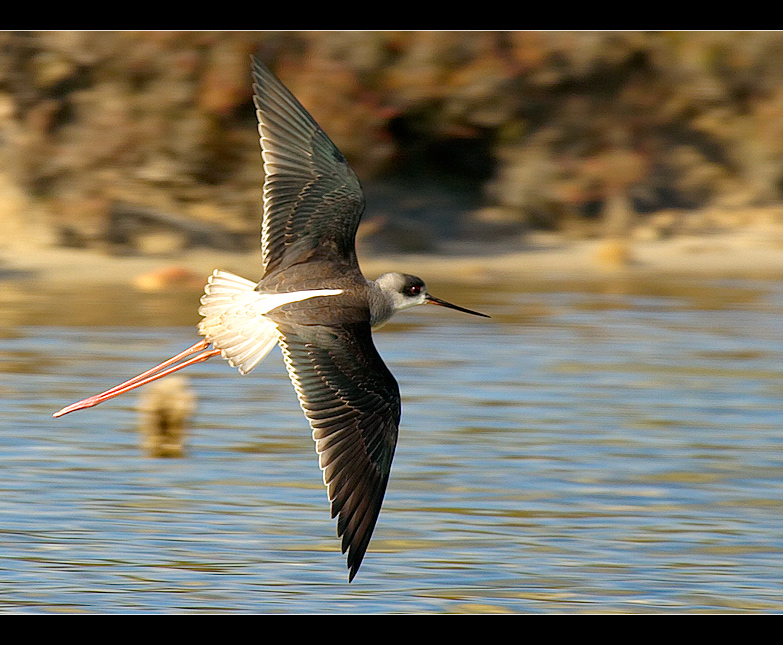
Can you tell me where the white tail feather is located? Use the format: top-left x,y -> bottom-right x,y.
198,270 -> 279,375
197,269 -> 342,376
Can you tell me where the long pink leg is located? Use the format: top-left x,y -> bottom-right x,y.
53,339 -> 221,418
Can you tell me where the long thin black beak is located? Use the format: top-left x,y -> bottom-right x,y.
425,294 -> 490,318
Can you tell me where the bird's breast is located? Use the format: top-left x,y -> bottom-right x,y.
258,288 -> 344,315
259,264 -> 372,327
264,288 -> 372,327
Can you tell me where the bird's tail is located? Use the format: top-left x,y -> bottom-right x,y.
197,269 -> 280,375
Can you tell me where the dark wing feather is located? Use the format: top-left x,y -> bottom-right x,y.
251,57 -> 366,278
277,322 -> 400,581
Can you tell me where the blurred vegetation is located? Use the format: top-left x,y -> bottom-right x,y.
2,31 -> 783,255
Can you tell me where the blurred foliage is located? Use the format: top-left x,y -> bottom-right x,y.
2,31 -> 783,252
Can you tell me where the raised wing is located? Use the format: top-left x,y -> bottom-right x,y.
252,57 -> 366,278
276,321 -> 400,581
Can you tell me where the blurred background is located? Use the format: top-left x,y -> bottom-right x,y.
2,32 -> 783,613
3,30 -> 783,260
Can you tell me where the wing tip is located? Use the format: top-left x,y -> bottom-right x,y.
344,538 -> 368,583
337,485 -> 387,583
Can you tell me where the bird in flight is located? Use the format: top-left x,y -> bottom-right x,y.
54,56 -> 489,581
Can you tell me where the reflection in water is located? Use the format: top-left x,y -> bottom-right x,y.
137,376 -> 196,459
1,275 -> 783,612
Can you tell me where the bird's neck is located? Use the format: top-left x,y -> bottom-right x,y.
367,280 -> 396,330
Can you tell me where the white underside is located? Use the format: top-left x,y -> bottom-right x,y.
198,269 -> 342,375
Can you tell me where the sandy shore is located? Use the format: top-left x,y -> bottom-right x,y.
2,229 -> 783,292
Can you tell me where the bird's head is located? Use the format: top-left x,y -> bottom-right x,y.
375,272 -> 489,318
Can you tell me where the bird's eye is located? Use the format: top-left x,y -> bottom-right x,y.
408,285 -> 421,296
